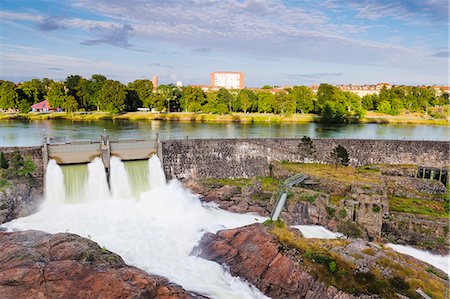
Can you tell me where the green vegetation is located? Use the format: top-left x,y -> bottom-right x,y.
330,145 -> 350,167
1,76 -> 448,124
389,196 -> 449,219
372,205 -> 381,213
298,136 -> 316,159
338,209 -> 348,219
0,152 -> 8,169
260,177 -> 281,192
279,162 -> 382,185
202,176 -> 281,193
268,222 -> 447,298
0,151 -> 36,189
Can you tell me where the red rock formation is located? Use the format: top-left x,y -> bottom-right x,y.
197,224 -> 373,299
0,230 -> 205,299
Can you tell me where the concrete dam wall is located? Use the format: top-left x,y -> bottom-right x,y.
160,138 -> 450,180
1,138 -> 448,183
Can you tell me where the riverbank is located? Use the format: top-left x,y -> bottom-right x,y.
0,111 -> 448,125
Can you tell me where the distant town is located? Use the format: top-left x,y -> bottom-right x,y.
0,71 -> 448,124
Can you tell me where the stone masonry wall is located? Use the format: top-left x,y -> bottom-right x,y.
161,138 -> 450,179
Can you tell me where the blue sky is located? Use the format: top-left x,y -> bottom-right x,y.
0,0 -> 448,86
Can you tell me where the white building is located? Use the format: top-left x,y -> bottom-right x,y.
210,72 -> 244,89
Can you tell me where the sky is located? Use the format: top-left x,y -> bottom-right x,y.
0,0 -> 448,86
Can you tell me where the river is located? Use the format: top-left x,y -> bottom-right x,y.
0,119 -> 448,146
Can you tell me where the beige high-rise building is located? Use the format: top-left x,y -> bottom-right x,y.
210,72 -> 244,89
151,76 -> 158,89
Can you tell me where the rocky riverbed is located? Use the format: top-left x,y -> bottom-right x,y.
196,223 -> 448,299
185,162 -> 449,254
0,230 -> 205,299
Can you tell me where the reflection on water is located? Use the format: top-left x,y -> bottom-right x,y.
0,119 -> 448,146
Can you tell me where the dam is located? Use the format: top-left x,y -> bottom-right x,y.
0,136 -> 448,191
42,135 -> 160,184
1,136 -> 449,298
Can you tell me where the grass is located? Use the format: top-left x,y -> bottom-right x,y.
260,177 -> 281,192
201,178 -> 252,188
330,195 -> 345,205
202,176 -> 281,193
1,110 -> 447,125
268,222 -> 447,298
362,111 -> 449,126
389,196 -> 449,219
280,162 -> 382,185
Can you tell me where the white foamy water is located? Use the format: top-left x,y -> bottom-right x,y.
86,157 -> 110,201
387,244 -> 450,275
2,156 -> 268,299
110,156 -> 132,199
292,225 -> 344,239
148,154 -> 166,189
44,159 -> 66,205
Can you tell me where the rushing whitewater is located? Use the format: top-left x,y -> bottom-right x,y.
2,156 -> 268,299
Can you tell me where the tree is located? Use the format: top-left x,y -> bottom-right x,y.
377,100 -> 391,114
330,145 -> 350,167
61,95 -> 78,113
0,81 -> 18,110
90,74 -> 107,111
181,86 -> 206,112
315,83 -> 338,112
237,89 -> 257,113
289,86 -> 315,113
257,91 -> 274,113
203,91 -> 228,114
298,136 -> 316,160
362,94 -> 376,110
46,81 -> 66,109
18,79 -> 45,104
98,80 -> 126,113
65,75 -> 82,99
0,152 -> 8,169
127,79 -> 153,111
217,88 -> 233,112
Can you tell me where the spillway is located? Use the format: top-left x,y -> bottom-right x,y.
2,155 -> 268,299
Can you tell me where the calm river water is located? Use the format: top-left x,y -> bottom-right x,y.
0,119 -> 448,146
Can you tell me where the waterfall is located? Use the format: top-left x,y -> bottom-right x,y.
123,160 -> 150,197
4,155 -> 268,299
110,156 -> 132,199
61,163 -> 88,203
148,154 -> 166,189
44,159 -> 66,205
86,157 -> 110,201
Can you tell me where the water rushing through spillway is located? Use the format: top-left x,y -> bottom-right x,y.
3,156 -> 268,299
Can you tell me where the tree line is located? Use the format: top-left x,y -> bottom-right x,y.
0,75 -> 447,122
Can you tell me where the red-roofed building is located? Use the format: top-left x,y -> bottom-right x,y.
31,100 -> 61,112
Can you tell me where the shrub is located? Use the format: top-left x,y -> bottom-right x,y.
330,145 -> 350,167
329,261 -> 337,273
326,206 -> 336,218
0,152 -> 8,169
388,276 -> 409,291
338,209 -> 348,219
372,205 -> 381,213
17,158 -> 35,177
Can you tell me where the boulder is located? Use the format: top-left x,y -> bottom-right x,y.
0,230 -> 205,299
